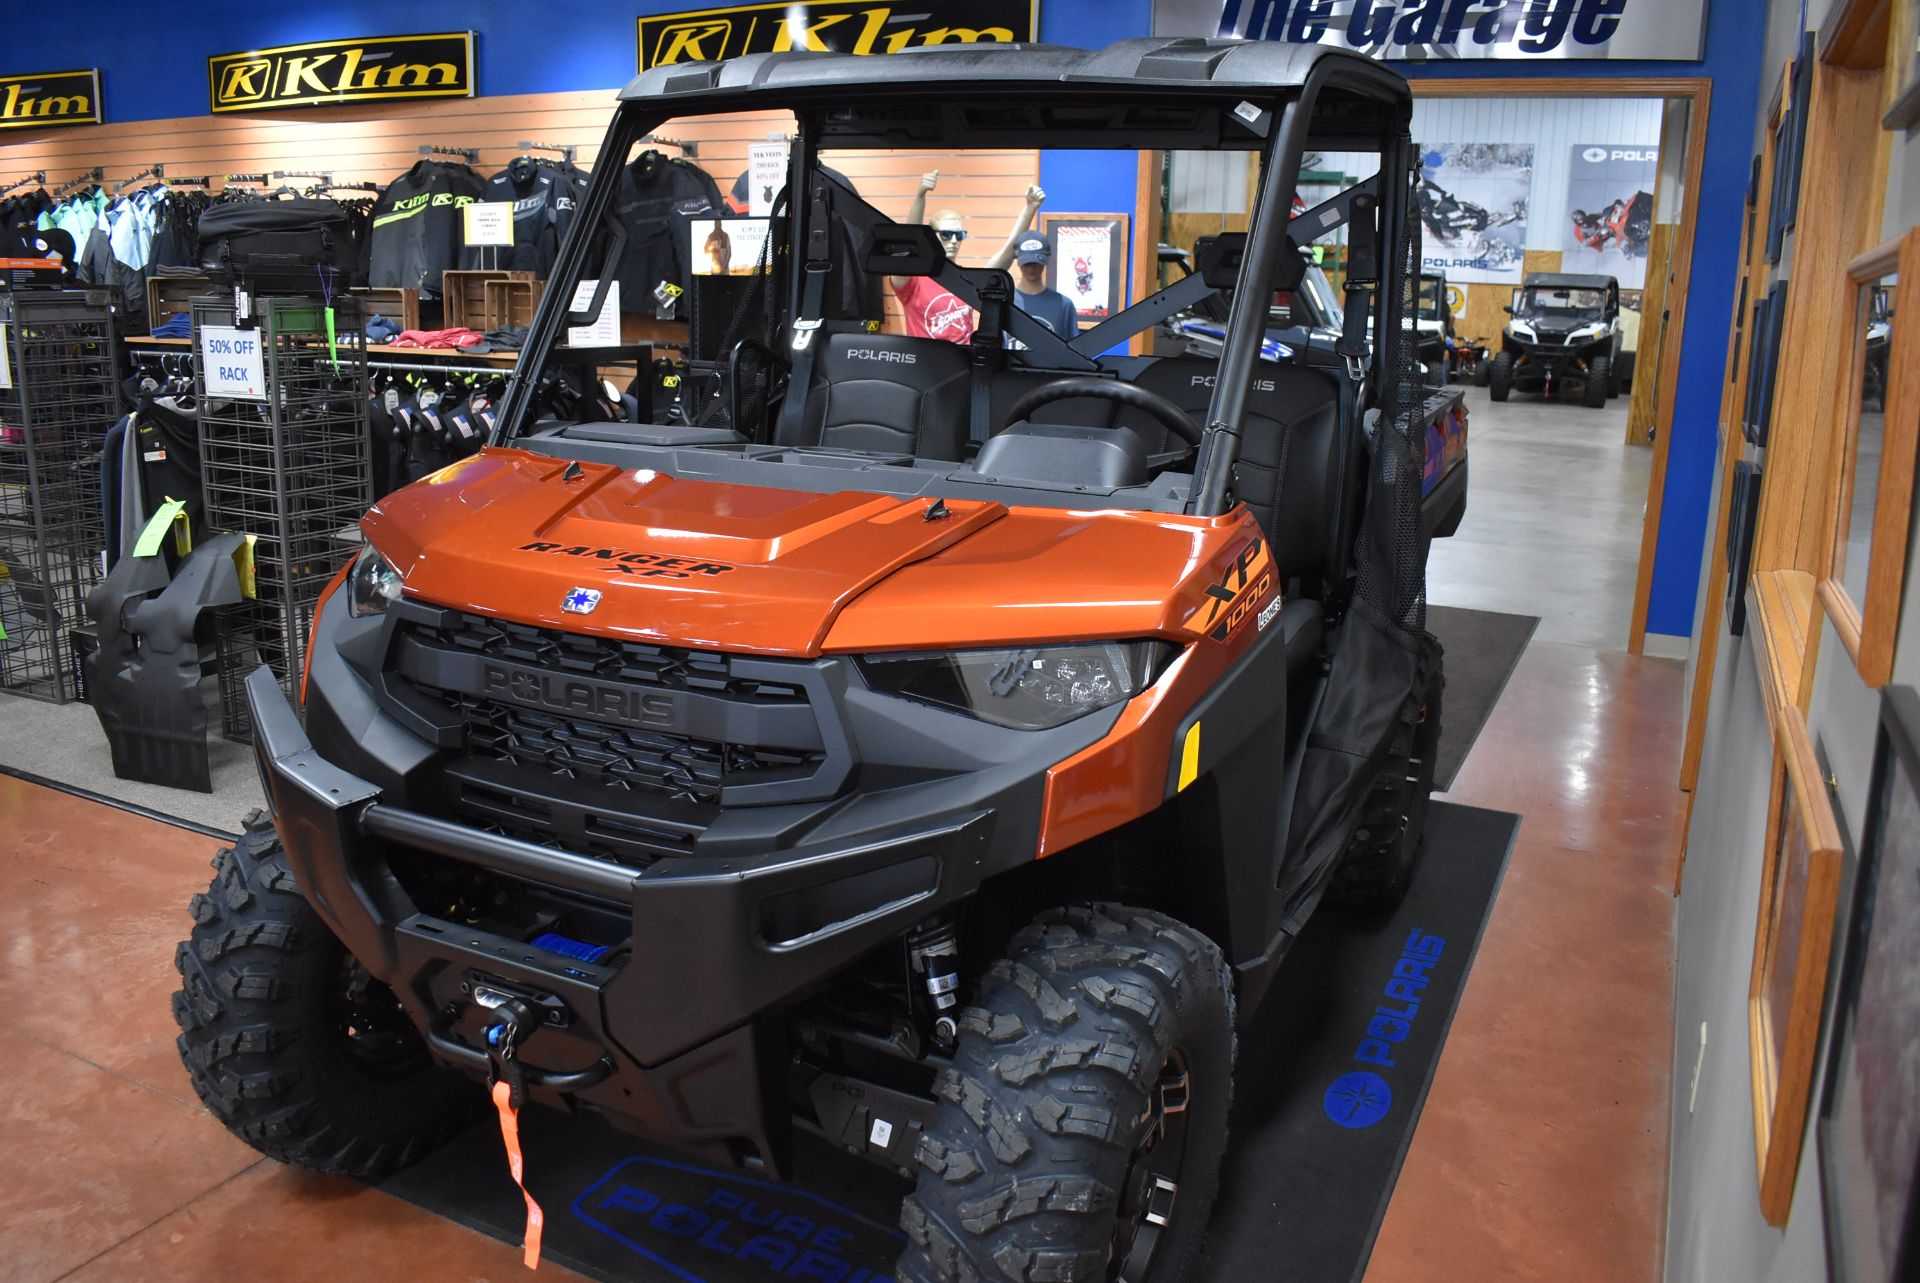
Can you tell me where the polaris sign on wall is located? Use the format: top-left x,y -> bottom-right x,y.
1151,0 -> 1709,61
1563,144 -> 1659,288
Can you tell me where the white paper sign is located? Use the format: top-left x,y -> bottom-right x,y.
567,279 -> 621,348
0,324 -> 10,390
464,201 -> 514,247
200,325 -> 266,399
747,141 -> 789,217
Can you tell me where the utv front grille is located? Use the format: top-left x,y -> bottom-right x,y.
387,608 -> 837,865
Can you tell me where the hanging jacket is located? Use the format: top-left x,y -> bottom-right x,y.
457,156 -> 588,278
367,159 -> 485,298
614,152 -> 723,313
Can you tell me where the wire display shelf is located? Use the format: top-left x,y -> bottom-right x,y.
191,295 -> 369,739
0,289 -> 117,703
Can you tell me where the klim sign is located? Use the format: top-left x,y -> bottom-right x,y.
208,33 -> 476,113
0,71 -> 102,130
1151,0 -> 1710,61
637,1 -> 1038,69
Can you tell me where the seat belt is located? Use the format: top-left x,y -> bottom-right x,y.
969,271 -> 1011,448
775,182 -> 834,444
1338,191 -> 1379,390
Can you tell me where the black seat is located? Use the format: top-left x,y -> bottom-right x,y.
1114,357 -> 1359,588
787,334 -> 970,460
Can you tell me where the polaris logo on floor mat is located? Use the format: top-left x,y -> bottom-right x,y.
573,1154 -> 903,1280
1322,928 -> 1445,1129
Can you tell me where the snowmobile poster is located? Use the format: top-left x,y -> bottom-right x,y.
1563,143 -> 1658,288
1416,143 -> 1532,284
1043,214 -> 1128,323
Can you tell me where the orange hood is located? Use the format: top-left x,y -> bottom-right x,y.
361,448 -> 1257,655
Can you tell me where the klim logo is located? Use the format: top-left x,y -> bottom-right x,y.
638,1 -> 1036,69
208,33 -> 475,113
0,71 -> 102,130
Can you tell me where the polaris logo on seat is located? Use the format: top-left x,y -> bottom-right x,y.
848,348 -> 916,364
1189,374 -> 1277,393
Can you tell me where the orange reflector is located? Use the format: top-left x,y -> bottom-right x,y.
492,1079 -> 545,1269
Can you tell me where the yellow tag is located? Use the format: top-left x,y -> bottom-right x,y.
133,498 -> 191,558
1178,722 -> 1202,791
233,534 -> 258,599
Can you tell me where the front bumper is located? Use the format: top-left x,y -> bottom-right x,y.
249,592 -> 1119,1170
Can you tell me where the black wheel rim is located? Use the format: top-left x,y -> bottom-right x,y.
1113,1050 -> 1192,1283
326,952 -> 431,1081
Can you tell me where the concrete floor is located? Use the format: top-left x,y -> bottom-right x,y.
1428,384 -> 1654,651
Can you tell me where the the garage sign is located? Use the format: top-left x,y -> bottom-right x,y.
638,0 -> 1038,69
1152,0 -> 1710,62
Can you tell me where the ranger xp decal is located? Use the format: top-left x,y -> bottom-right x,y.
519,541 -> 738,579
1191,537 -> 1277,642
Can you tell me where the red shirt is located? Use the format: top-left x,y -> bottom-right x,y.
892,275 -> 975,344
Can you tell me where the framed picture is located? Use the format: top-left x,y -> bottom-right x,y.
1743,293 -> 1771,445
1820,228 -> 1920,686
1818,684 -> 1920,1281
1767,35 -> 1814,263
1041,213 -> 1129,324
1752,281 -> 1789,448
1885,0 -> 1920,131
1749,702 -> 1846,1226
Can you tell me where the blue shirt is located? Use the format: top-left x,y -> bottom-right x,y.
1013,286 -> 1080,338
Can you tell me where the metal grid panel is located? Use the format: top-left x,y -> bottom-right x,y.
0,290 -> 117,703
192,295 -> 370,738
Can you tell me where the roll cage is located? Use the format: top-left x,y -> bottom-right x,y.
489,38 -> 1418,520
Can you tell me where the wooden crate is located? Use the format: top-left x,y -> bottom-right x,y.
351,286 -> 420,333
482,277 -> 540,332
144,274 -> 211,333
442,270 -> 535,332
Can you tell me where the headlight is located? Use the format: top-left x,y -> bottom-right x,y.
1509,320 -> 1536,340
347,545 -> 404,617
1568,323 -> 1604,341
858,641 -> 1175,730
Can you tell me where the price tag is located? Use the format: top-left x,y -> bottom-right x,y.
200,325 -> 266,399
464,202 -> 514,247
567,279 -> 621,348
0,323 -> 10,390
748,141 -> 788,217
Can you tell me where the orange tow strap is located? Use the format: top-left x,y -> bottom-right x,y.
492,1079 -> 545,1269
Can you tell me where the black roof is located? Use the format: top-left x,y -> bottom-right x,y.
1523,272 -> 1616,289
619,37 -> 1402,108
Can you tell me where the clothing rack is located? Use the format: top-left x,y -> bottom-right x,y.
0,172 -> 47,198
515,140 -> 579,163
418,144 -> 480,163
166,175 -> 213,189
270,170 -> 332,187
374,359 -> 515,379
641,134 -> 698,158
224,173 -> 269,186
112,164 -> 164,193
52,168 -> 103,197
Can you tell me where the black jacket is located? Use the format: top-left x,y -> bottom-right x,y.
367,159 -> 486,298
614,152 -> 723,312
457,157 -> 588,278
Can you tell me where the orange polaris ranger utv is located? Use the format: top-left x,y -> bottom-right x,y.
175,37 -> 1466,1281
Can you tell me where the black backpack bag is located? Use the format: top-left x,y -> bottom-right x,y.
197,199 -> 360,291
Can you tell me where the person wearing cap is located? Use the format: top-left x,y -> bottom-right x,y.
889,171 -> 1046,343
1010,233 -> 1080,338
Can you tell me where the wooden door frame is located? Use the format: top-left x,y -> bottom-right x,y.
1410,77 -> 1713,657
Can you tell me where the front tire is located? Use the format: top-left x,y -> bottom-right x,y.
1487,351 -> 1514,402
173,811 -> 477,1178
897,905 -> 1235,1283
1584,354 -> 1612,408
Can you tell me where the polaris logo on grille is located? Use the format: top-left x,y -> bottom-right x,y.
483,664 -> 678,728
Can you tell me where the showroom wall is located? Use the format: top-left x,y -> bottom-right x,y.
1668,0 -> 1919,1277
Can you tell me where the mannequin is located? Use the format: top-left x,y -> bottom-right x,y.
889,171 -> 1045,343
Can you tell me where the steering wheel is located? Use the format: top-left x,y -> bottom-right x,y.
1004,377 -> 1204,448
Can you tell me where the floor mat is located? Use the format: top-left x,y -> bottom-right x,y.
1196,801 -> 1518,1282
1427,605 -> 1540,790
378,801 -> 1519,1283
